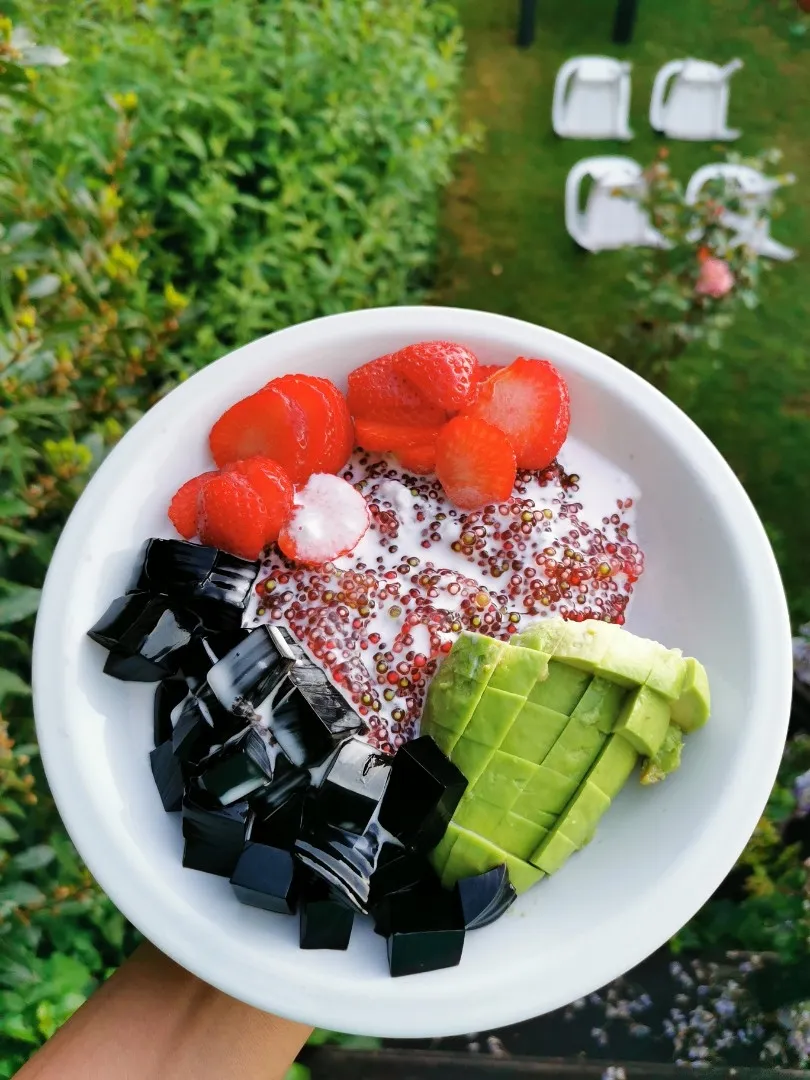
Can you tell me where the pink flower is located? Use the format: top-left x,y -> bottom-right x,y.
695,256 -> 734,299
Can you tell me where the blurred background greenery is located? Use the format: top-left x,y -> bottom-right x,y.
1,0 -> 809,1074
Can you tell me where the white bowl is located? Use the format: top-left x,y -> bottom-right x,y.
33,306 -> 792,1038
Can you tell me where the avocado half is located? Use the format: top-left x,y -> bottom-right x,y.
422,619 -> 710,892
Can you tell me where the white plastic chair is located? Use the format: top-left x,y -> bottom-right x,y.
685,163 -> 796,261
552,57 -> 633,141
565,156 -> 668,253
649,59 -> 743,141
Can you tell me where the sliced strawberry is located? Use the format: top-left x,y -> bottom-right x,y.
209,385 -> 310,484
462,357 -> 570,470
347,352 -> 447,425
435,417 -> 516,511
314,378 -> 354,474
271,374 -> 354,477
477,364 -> 504,383
278,473 -> 369,566
396,443 -> 436,475
395,341 -> 479,412
269,374 -> 332,478
355,418 -> 442,453
168,471 -> 216,539
224,457 -> 294,543
197,472 -> 274,561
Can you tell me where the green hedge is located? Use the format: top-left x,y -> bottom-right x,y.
0,3 -> 467,1071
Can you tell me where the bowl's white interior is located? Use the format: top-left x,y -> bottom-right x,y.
33,306 -> 792,1037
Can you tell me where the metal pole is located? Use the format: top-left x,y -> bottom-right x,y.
517,0 -> 537,48
612,0 -> 639,44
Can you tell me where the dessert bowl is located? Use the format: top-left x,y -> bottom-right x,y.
32,305 -> 792,1037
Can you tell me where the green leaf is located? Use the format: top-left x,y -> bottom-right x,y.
10,845 -> 55,872
0,816 -> 19,843
26,274 -> 61,300
0,883 -> 45,910
0,526 -> 35,548
0,669 -> 31,704
0,585 -> 41,627
0,1013 -> 38,1045
0,498 -> 34,519
177,128 -> 207,160
284,1065 -> 310,1080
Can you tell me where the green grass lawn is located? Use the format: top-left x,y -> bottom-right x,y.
435,0 -> 810,624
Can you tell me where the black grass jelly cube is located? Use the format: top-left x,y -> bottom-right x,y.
88,592 -> 153,650
458,864 -> 517,931
230,841 -> 298,914
206,626 -> 296,716
196,728 -> 273,806
385,880 -> 465,978
378,736 -> 467,853
264,686 -> 339,769
154,677 -> 187,747
299,877 -> 354,950
171,687 -> 238,767
192,551 -> 259,625
248,790 -> 308,852
149,740 -> 185,812
371,864 -> 442,938
90,593 -> 199,681
294,825 -> 372,913
136,538 -> 218,594
276,627 -> 364,739
136,539 -> 259,633
314,737 -> 391,834
368,841 -> 430,908
249,754 -> 311,816
182,790 -> 249,877
181,628 -> 251,689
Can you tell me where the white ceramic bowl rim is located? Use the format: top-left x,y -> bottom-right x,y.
33,306 -> 792,1037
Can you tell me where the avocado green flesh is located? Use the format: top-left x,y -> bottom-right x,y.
640,721 -> 684,784
613,685 -> 671,757
423,618 -> 710,890
670,657 -> 711,732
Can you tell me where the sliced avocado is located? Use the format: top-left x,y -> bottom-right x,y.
587,734 -> 638,798
491,811 -> 548,860
552,619 -> 616,672
640,722 -> 684,785
424,722 -> 456,757
614,685 -> 671,757
594,629 -> 660,688
440,826 -> 504,884
488,644 -> 550,697
670,657 -> 711,732
646,648 -> 687,700
454,793 -> 506,834
463,686 -> 526,747
449,739 -> 495,786
530,781 -> 611,872
513,764 -> 579,817
541,715 -> 607,783
530,830 -> 578,874
439,824 -> 544,893
502,854 -> 546,894
500,700 -> 570,762
421,632 -> 506,750
568,675 -> 627,734
513,618 -> 566,654
528,660 -> 591,714
429,820 -> 463,875
472,751 -> 539,811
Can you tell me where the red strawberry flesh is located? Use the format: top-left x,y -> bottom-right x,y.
435,416 -> 517,511
462,357 -> 570,470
